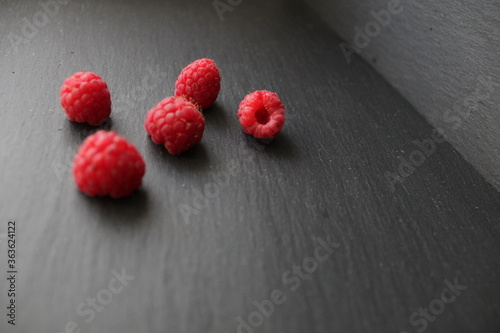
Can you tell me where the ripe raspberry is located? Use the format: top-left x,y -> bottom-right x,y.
73,131 -> 146,198
60,72 -> 111,126
237,90 -> 285,139
174,58 -> 221,110
144,96 -> 205,155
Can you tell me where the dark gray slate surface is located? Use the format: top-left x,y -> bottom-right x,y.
305,0 -> 500,191
0,0 -> 499,332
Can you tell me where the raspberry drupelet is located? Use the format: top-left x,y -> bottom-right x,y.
237,90 -> 285,139
60,72 -> 112,126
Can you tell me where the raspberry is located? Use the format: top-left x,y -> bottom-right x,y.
60,72 -> 111,126
144,96 -> 205,155
73,131 -> 146,198
174,58 -> 221,110
237,90 -> 285,139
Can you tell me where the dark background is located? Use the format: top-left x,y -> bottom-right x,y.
0,0 -> 499,332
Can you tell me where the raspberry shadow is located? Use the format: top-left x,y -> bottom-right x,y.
242,131 -> 298,160
202,102 -> 230,129
79,188 -> 149,226
145,138 -> 210,174
65,118 -> 113,145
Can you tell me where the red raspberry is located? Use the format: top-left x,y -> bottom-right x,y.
237,90 -> 285,139
174,58 -> 221,110
144,96 -> 205,155
60,72 -> 111,126
73,131 -> 146,198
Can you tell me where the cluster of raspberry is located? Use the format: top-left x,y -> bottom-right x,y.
59,59 -> 286,198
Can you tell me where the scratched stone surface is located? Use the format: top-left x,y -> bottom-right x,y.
0,0 -> 499,332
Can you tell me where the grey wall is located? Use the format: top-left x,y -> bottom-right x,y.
306,0 -> 500,190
